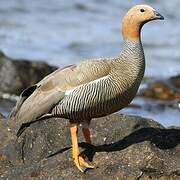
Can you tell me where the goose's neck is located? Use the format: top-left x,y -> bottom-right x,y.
111,16 -> 145,78
110,38 -> 145,92
121,39 -> 144,61
118,14 -> 145,65
122,14 -> 142,41
111,39 -> 145,81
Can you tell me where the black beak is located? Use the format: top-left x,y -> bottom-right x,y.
154,11 -> 164,20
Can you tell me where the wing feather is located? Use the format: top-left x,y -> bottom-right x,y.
11,59 -> 111,129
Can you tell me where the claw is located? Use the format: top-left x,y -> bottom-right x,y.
79,155 -> 96,169
74,157 -> 85,172
73,154 -> 95,172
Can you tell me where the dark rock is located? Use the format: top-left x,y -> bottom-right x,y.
0,113 -> 5,119
0,115 -> 15,147
139,75 -> 180,101
169,75 -> 180,89
0,114 -> 180,179
0,51 -> 57,95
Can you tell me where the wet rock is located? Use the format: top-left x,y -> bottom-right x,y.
0,114 -> 21,177
170,75 -> 180,89
0,51 -> 57,95
139,75 -> 180,101
0,113 -> 5,119
0,115 -> 15,147
0,114 -> 179,179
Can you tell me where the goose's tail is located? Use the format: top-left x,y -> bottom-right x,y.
16,113 -> 56,137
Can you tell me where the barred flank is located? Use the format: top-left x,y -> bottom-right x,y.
52,40 -> 145,121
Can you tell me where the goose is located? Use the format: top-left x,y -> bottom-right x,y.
10,5 -> 164,172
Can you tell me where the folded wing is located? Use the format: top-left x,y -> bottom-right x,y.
10,59 -> 111,128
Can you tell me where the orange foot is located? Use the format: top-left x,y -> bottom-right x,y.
73,154 -> 96,172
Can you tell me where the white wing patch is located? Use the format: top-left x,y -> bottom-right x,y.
65,75 -> 109,96
65,87 -> 77,96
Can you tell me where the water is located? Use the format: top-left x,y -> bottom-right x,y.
0,0 -> 179,126
0,98 -> 15,117
0,0 -> 180,77
122,97 -> 180,127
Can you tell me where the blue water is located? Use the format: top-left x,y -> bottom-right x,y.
0,0 -> 180,77
122,97 -> 180,127
0,0 -> 179,127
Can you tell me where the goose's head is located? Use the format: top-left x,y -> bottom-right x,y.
122,5 -> 164,40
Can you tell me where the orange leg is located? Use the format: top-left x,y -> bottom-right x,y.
82,127 -> 91,144
70,123 -> 95,172
82,122 -> 92,144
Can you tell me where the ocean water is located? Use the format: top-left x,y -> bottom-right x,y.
0,0 -> 179,126
0,0 -> 180,77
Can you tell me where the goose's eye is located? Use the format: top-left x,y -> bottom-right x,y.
140,9 -> 145,13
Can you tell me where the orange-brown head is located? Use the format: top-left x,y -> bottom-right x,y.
122,5 -> 164,41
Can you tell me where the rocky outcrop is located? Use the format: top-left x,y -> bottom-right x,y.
0,51 -> 57,95
139,75 -> 180,101
0,114 -> 179,179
